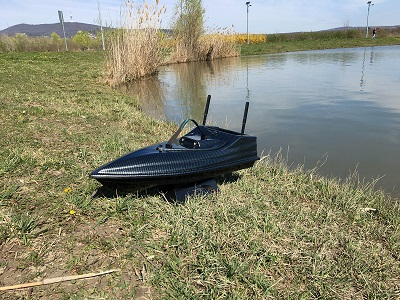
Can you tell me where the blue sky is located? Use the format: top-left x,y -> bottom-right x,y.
0,0 -> 399,33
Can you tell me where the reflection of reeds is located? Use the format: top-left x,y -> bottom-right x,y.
105,0 -> 166,86
118,76 -> 167,120
171,62 -> 209,118
119,55 -> 243,123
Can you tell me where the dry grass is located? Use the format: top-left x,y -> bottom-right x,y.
105,1 -> 241,85
166,31 -> 241,63
104,0 -> 167,86
198,31 -> 241,60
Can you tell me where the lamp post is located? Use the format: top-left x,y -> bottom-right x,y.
366,1 -> 374,38
246,2 -> 251,44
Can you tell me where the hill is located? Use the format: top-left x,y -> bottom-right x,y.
2,23 -> 399,38
0,22 -> 104,38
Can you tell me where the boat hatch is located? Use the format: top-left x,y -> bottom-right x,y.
179,136 -> 226,149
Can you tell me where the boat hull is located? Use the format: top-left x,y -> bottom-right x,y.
91,160 -> 256,190
90,125 -> 259,191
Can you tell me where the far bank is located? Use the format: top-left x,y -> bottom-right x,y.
241,36 -> 400,56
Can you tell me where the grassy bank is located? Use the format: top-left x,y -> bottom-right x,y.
1,51 -> 400,299
241,36 -> 400,55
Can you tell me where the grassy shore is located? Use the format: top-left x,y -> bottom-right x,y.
241,36 -> 400,55
1,50 -> 399,299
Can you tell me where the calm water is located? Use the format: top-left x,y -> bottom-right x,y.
121,46 -> 400,195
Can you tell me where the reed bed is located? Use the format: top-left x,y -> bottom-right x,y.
105,1 -> 241,84
198,33 -> 240,59
104,0 -> 166,87
165,31 -> 241,63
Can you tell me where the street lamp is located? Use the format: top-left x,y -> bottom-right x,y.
366,1 -> 374,38
246,2 -> 251,44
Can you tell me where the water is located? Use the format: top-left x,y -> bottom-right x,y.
120,46 -> 400,195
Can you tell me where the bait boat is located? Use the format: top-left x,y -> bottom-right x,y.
90,95 -> 259,196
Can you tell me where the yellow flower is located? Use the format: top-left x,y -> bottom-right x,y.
64,187 -> 72,193
69,210 -> 76,215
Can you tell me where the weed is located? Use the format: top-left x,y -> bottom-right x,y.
11,212 -> 39,244
0,184 -> 20,202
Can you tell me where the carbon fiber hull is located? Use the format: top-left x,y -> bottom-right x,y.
90,125 -> 259,190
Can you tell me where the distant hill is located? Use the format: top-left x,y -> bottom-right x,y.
1,22 -> 398,38
0,22 -> 105,38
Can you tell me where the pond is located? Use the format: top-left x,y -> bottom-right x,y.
120,45 -> 400,195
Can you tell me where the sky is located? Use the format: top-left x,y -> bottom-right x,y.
0,0 -> 399,33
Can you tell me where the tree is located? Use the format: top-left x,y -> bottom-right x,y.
50,32 -> 63,51
14,33 -> 28,52
172,0 -> 205,61
72,31 -> 92,50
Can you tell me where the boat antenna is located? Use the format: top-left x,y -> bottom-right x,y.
241,101 -> 249,135
202,95 -> 211,125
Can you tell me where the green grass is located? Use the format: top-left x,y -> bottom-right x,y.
1,51 -> 400,299
241,36 -> 400,55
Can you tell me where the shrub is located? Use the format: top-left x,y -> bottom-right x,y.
72,31 -> 93,50
171,0 -> 205,62
50,32 -> 63,52
170,1 -> 241,62
15,33 -> 28,52
234,34 -> 267,44
0,35 -> 15,52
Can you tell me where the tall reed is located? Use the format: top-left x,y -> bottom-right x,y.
105,0 -> 166,86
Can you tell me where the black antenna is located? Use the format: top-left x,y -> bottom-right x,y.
202,95 -> 211,125
241,102 -> 249,135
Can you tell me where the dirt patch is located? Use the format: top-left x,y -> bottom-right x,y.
0,220 -> 151,299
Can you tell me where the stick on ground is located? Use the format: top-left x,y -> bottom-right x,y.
0,269 -> 120,291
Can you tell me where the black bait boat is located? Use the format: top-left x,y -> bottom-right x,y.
90,95 -> 259,200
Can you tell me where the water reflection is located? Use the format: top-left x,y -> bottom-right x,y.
360,47 -> 375,91
121,46 -> 400,195
119,76 -> 167,119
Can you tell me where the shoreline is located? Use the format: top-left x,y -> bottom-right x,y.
240,36 -> 400,56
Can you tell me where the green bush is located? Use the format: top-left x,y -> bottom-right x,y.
0,31 -> 105,53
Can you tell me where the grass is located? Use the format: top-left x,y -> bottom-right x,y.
1,50 -> 400,299
241,35 -> 400,56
